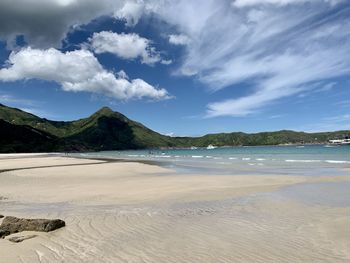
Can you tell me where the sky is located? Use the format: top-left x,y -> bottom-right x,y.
0,0 -> 350,136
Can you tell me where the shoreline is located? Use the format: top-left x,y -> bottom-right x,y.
0,154 -> 350,262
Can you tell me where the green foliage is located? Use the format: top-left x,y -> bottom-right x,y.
0,103 -> 349,153
0,119 -> 57,153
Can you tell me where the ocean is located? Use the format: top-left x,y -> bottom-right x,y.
73,145 -> 350,176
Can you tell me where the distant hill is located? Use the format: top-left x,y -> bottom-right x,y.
0,103 -> 349,153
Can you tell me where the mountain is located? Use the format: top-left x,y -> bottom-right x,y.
0,103 -> 349,153
0,119 -> 57,153
0,104 -> 174,152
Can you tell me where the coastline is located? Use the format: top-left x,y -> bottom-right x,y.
0,154 -> 350,262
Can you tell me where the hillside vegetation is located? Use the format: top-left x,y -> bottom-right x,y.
0,104 -> 349,152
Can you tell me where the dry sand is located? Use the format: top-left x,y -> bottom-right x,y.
0,155 -> 349,262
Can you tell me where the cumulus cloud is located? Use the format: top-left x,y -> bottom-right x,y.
89,31 -> 163,65
168,34 -> 191,45
114,1 -> 145,27
0,0 -> 130,49
1,0 -> 349,116
0,47 -> 171,100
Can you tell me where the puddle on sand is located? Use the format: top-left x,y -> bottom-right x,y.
269,181 -> 350,207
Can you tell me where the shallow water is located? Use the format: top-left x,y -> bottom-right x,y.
73,145 -> 350,176
271,181 -> 350,207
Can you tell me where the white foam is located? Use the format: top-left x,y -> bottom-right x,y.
192,155 -> 204,158
242,158 -> 251,161
155,155 -> 172,158
285,159 -> 321,163
127,154 -> 139,157
229,157 -> 237,160
325,160 -> 350,164
256,158 -> 266,161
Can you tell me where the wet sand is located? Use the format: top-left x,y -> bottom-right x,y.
0,155 -> 350,262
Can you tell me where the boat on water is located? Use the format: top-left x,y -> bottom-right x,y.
206,144 -> 217,150
190,146 -> 198,150
328,138 -> 350,145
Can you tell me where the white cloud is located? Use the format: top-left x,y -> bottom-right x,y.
114,1 -> 145,27
232,0 -> 342,7
116,70 -> 129,80
299,114 -> 350,132
318,82 -> 337,92
0,94 -> 35,107
160,59 -> 173,65
0,0 -> 131,49
1,0 -> 349,117
130,0 -> 350,117
335,100 -> 350,108
168,34 -> 190,45
206,48 -> 350,116
89,31 -> 163,65
0,47 -> 171,101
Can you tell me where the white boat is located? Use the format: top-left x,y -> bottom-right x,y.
329,138 -> 350,145
190,146 -> 198,150
206,144 -> 217,150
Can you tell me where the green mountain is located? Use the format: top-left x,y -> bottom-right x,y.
0,104 -> 174,152
0,119 -> 57,153
0,103 -> 349,153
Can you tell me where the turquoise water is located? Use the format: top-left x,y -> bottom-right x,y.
75,145 -> 350,176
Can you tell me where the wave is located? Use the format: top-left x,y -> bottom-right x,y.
154,155 -> 172,158
325,160 -> 350,164
285,160 -> 321,163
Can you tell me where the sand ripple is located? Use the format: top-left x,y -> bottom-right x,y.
1,195 -> 350,263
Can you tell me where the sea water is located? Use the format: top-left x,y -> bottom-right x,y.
74,145 -> 350,176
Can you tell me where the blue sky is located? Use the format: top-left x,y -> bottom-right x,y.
0,0 -> 350,136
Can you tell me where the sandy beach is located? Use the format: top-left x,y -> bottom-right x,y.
1,155 -> 350,262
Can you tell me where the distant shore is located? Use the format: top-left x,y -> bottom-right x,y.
0,154 -> 350,262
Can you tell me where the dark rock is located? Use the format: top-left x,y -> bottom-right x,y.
8,235 -> 37,243
0,215 -> 4,218
0,216 -> 65,236
0,229 -> 10,238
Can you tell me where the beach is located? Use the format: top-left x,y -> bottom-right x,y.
1,154 -> 350,262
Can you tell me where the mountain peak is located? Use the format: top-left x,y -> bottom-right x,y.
98,106 -> 113,112
94,106 -> 114,116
